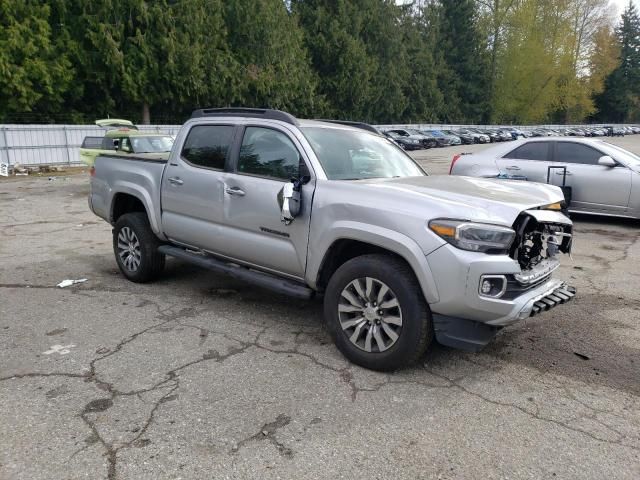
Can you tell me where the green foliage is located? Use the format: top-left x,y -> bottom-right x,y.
225,0 -> 321,117
0,0 -> 629,124
436,0 -> 490,123
0,1 -> 73,119
595,1 -> 640,122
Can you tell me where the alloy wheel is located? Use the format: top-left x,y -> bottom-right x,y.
338,277 -> 403,353
117,227 -> 141,272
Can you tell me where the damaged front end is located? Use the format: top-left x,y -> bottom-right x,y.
507,208 -> 576,315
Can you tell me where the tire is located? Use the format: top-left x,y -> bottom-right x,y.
113,212 -> 165,283
324,254 -> 433,371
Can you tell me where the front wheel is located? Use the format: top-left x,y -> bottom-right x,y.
113,212 -> 165,283
324,254 -> 433,371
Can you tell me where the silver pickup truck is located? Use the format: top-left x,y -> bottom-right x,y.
89,108 -> 575,371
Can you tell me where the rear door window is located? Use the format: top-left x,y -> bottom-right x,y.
181,125 -> 234,170
503,142 -> 550,161
555,142 -> 602,165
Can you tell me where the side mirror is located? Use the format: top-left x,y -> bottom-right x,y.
598,155 -> 616,167
280,180 -> 301,225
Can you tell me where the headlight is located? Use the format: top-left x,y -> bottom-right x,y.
429,219 -> 515,253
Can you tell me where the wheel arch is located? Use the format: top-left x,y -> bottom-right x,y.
109,186 -> 162,238
310,226 -> 440,304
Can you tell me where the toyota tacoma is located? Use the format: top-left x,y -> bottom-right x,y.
89,108 -> 575,371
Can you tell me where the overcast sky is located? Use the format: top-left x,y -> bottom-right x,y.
611,0 -> 638,15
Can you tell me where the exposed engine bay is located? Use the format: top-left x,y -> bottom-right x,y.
510,211 -> 573,272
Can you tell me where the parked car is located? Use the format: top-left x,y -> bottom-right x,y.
448,130 -> 475,145
384,131 -> 422,150
504,128 -> 526,140
480,129 -> 504,142
386,128 -> 437,149
459,129 -> 490,144
450,137 -> 640,219
433,129 -> 462,145
496,129 -> 515,141
89,108 -> 575,370
529,128 -> 553,137
80,119 -> 174,166
419,129 -> 459,147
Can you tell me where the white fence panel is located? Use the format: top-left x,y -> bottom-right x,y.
0,124 -> 181,167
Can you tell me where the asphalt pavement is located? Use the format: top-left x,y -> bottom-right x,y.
0,137 -> 639,479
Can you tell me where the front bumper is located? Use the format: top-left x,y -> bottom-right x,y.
432,282 -> 575,352
425,244 -> 575,351
426,244 -> 575,322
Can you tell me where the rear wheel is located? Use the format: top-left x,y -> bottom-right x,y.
113,212 -> 165,283
324,254 -> 433,371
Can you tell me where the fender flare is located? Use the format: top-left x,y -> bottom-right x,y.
109,181 -> 164,239
307,221 -> 440,304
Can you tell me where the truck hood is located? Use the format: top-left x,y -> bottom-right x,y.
356,175 -> 565,226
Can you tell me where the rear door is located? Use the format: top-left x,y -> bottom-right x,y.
220,125 -> 316,279
160,124 -> 237,252
496,141 -> 552,182
554,141 -> 632,214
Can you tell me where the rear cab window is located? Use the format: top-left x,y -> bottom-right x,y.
503,142 -> 550,161
181,125 -> 234,170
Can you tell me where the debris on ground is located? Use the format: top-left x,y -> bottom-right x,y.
56,278 -> 88,288
573,351 -> 590,360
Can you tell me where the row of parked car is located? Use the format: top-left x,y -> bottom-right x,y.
382,125 -> 640,150
382,127 -> 525,150
527,126 -> 640,137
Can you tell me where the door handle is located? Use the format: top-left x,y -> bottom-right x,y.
506,165 -> 521,170
168,177 -> 183,185
225,186 -> 245,197
556,171 -> 572,175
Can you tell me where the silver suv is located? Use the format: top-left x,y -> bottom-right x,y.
89,108 -> 575,370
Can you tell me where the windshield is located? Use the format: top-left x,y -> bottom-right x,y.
301,126 -> 426,180
602,142 -> 640,166
130,136 -> 174,153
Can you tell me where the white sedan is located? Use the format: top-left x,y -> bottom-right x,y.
450,137 -> 640,219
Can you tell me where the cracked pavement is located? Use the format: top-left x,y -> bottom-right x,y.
1,139 -> 639,479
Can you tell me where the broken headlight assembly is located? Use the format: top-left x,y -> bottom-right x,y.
429,219 -> 516,253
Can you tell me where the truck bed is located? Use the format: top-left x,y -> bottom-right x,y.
89,153 -> 167,235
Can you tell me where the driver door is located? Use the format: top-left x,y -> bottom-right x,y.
220,126 -> 315,279
554,141 -> 632,214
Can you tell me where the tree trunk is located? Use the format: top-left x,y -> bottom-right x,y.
142,103 -> 151,125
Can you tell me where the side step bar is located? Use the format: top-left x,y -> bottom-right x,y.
158,245 -> 314,300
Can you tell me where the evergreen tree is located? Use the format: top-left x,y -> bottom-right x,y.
436,0 -> 490,123
595,1 -> 640,122
0,0 -> 73,120
224,0 -> 322,117
293,0 -> 414,123
398,2 -> 443,123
